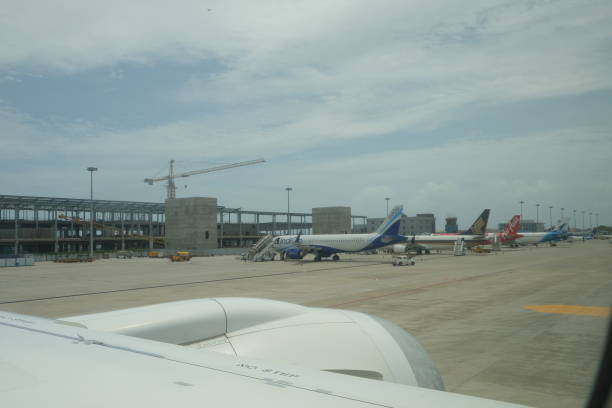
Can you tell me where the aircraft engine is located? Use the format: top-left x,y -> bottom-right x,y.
62,298 -> 444,391
284,248 -> 304,259
391,244 -> 407,253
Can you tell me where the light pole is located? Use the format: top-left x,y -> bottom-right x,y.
560,207 -> 564,220
581,211 -> 585,230
573,209 -> 577,230
589,212 -> 592,229
536,203 -> 540,231
548,206 -> 553,229
385,197 -> 390,216
519,200 -> 524,219
595,213 -> 599,228
219,206 -> 225,248
86,167 -> 98,258
285,187 -> 292,235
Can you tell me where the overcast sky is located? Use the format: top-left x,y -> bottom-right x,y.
1,0 -> 611,229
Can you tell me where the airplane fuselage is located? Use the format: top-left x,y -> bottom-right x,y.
273,233 -> 405,257
409,234 -> 487,249
514,231 -> 562,245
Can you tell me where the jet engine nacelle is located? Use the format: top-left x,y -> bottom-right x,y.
392,244 -> 408,253
62,298 -> 444,391
284,248 -> 304,259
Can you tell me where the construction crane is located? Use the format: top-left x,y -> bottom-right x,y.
144,158 -> 266,200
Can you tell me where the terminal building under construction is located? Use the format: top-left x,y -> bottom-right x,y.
0,195 -> 367,256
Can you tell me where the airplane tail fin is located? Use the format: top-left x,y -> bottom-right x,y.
460,209 -> 490,236
375,205 -> 404,236
501,215 -> 521,237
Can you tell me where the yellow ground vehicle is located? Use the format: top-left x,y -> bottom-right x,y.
170,251 -> 191,262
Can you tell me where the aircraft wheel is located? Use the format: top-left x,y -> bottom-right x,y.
314,255 -> 322,262
332,254 -> 340,261
425,250 -> 431,255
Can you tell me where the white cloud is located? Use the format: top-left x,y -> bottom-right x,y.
1,1 -> 611,226
3,102 -> 609,227
271,128 -> 612,227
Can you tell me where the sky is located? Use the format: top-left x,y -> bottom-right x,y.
1,0 -> 611,229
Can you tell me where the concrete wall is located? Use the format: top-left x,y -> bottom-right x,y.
218,223 -> 258,236
367,218 -> 385,233
402,214 -> 435,235
165,197 -> 218,250
367,214 -> 436,235
312,206 -> 351,234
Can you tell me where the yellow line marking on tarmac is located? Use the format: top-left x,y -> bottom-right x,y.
524,304 -> 611,317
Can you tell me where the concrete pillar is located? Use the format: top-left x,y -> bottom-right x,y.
312,207 -> 352,234
165,197 -> 217,252
219,209 -> 224,248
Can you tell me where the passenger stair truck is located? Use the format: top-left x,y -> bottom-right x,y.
492,234 -> 501,251
453,237 -> 466,256
246,234 -> 276,261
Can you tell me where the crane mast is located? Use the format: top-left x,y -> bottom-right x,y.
145,158 -> 266,200
167,160 -> 176,200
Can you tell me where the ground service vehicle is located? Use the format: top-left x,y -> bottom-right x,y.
392,255 -> 415,266
171,251 -> 191,262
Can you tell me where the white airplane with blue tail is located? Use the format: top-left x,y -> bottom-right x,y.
272,205 -> 406,261
514,222 -> 569,246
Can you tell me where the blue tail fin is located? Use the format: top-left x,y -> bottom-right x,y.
375,205 -> 404,236
460,209 -> 490,235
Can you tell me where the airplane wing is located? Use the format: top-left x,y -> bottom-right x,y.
0,310 -> 526,408
403,235 -> 433,251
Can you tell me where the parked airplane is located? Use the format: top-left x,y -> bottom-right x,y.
395,209 -> 491,254
513,223 -> 569,246
272,205 -> 406,261
565,228 -> 596,240
0,299 -> 528,407
483,215 -> 522,245
433,215 -> 521,245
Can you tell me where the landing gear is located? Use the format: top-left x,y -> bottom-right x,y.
425,249 -> 431,255
314,255 -> 322,262
416,249 -> 423,255
332,254 -> 340,261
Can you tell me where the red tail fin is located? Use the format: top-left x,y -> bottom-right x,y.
502,215 -> 521,237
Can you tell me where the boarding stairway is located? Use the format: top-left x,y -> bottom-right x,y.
245,234 -> 276,261
453,238 -> 466,256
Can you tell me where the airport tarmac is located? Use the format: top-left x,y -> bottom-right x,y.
1,240 -> 611,407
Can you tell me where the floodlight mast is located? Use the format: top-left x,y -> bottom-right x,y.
144,158 -> 266,200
